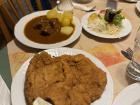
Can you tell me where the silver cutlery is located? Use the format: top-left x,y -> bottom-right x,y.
121,48 -> 133,60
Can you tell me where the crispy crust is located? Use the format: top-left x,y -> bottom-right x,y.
24,52 -> 107,105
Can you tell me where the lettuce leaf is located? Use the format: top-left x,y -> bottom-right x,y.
113,14 -> 125,26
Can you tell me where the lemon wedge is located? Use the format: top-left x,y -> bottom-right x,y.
33,97 -> 51,105
88,13 -> 98,24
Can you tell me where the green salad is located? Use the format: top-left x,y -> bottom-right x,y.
104,8 -> 125,26
88,8 -> 125,35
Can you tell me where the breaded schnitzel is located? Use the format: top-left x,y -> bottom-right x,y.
24,52 -> 107,105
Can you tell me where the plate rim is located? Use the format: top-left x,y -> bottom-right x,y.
14,10 -> 82,49
11,47 -> 114,105
81,11 -> 132,39
112,82 -> 140,105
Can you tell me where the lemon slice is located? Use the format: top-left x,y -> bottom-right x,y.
33,97 -> 52,105
88,13 -> 98,24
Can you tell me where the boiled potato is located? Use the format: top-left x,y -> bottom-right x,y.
56,13 -> 63,22
63,11 -> 73,20
71,19 -> 75,25
46,9 -> 58,19
61,11 -> 73,26
60,26 -> 74,36
61,18 -> 71,26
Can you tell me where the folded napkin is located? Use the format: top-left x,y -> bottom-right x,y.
72,2 -> 94,11
0,75 -> 11,105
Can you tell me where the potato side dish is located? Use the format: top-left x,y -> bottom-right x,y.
24,52 -> 107,105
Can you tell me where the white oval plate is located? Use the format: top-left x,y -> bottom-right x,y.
14,11 -> 82,49
11,47 -> 113,105
136,1 -> 140,12
112,83 -> 140,105
81,11 -> 132,39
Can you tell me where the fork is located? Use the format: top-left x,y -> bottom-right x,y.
121,48 -> 133,60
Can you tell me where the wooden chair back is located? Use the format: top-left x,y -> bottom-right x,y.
0,14 -> 12,42
0,0 -> 49,27
0,0 -> 54,42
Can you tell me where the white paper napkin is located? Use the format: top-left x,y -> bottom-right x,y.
0,75 -> 11,105
72,2 -> 95,11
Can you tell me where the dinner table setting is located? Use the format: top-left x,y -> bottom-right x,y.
1,0 -> 140,105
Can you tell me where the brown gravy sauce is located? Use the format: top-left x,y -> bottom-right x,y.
24,16 -> 74,44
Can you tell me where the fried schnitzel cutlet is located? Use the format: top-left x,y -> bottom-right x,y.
24,52 -> 107,105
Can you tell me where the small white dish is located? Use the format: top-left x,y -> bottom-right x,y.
11,47 -> 113,105
14,10 -> 82,49
112,83 -> 140,105
81,11 -> 132,39
136,1 -> 140,12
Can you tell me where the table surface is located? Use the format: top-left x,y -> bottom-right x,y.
7,0 -> 140,99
